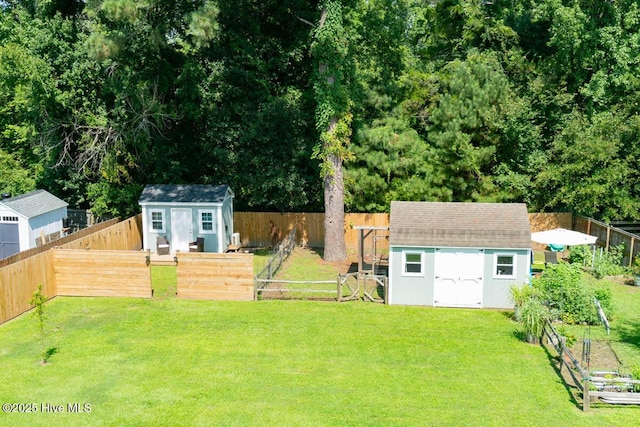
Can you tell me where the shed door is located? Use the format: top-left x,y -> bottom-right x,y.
433,249 -> 483,308
171,208 -> 193,252
0,223 -> 20,259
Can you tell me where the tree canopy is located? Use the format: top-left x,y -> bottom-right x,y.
1,0 -> 640,223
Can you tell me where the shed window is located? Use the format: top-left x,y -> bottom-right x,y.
2,216 -> 18,222
403,251 -> 424,276
150,210 -> 165,232
199,210 -> 217,234
494,254 -> 516,278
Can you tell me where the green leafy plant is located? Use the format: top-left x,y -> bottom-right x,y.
556,326 -> 577,347
509,284 -> 541,321
533,263 -> 613,325
28,284 -> 49,364
593,244 -> 626,278
630,366 -> 640,392
631,256 -> 640,275
568,245 -> 592,266
519,297 -> 550,344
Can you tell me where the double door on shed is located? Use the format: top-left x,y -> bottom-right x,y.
433,248 -> 484,308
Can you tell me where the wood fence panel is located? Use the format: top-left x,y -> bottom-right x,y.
574,215 -> 640,266
54,249 -> 151,298
235,211 -> 572,252
233,212 -> 324,248
345,213 -> 390,255
60,215 -> 143,251
177,253 -> 254,301
0,214 -> 143,268
528,212 -> 573,232
0,251 -> 55,324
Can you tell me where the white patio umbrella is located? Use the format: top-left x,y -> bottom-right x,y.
531,228 -> 597,246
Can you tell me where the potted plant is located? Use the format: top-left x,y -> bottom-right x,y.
519,297 -> 550,344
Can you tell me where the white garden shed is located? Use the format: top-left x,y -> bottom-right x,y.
0,190 -> 68,259
138,184 -> 235,254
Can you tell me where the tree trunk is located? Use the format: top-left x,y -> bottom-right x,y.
315,1 -> 348,262
323,119 -> 347,261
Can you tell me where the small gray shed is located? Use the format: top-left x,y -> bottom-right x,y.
138,184 -> 234,254
0,190 -> 68,259
388,201 -> 531,309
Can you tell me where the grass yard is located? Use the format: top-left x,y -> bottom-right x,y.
260,247 -> 353,300
1,295 -> 639,425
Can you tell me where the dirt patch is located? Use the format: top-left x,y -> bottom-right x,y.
569,339 -> 623,372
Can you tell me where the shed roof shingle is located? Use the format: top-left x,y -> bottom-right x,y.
138,184 -> 232,204
390,201 -> 531,249
0,190 -> 68,218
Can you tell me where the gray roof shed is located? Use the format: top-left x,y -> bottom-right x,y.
138,184 -> 232,204
390,201 -> 531,249
0,190 -> 68,218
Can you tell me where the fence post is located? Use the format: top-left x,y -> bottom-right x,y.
583,376 -> 590,411
337,275 -> 342,302
254,276 -> 258,301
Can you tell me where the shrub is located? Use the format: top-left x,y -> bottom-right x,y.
534,262 -> 582,307
532,263 -> 613,325
568,245 -> 592,266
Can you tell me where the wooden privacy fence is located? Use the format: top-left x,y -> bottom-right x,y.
234,212 -> 573,251
0,215 -> 145,325
233,212 -> 390,251
58,214 -> 143,252
177,253 -> 254,301
574,216 -> 640,266
54,249 -> 151,298
0,251 -> 55,325
0,214 -> 143,269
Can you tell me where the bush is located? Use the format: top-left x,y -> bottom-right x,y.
568,245 -> 592,266
532,263 -> 613,325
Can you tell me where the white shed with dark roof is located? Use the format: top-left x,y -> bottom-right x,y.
0,190 -> 68,259
138,184 -> 234,254
388,201 -> 531,309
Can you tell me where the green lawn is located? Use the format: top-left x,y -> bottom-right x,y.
1,294 -> 639,425
263,247 -> 350,299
